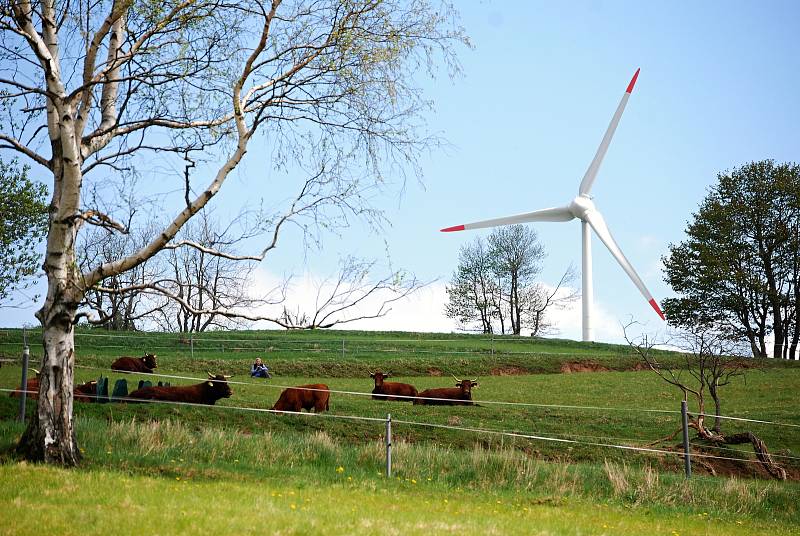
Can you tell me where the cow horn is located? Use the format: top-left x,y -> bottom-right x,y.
31,368 -> 40,376
223,374 -> 233,379
207,371 -> 215,378
451,374 -> 461,383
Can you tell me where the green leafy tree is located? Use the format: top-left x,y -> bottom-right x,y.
663,161 -> 800,358
0,158 -> 47,305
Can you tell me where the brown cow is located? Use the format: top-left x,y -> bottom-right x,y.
10,371 -> 98,402
74,380 -> 99,402
272,384 -> 330,413
9,369 -> 40,399
111,353 -> 158,373
370,371 -> 417,402
413,376 -> 478,406
127,372 -> 233,405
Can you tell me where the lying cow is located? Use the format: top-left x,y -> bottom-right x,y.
370,371 -> 417,402
9,369 -> 40,400
74,380 -> 99,402
272,384 -> 330,413
10,371 -> 98,403
413,376 -> 478,406
127,372 -> 233,405
111,353 -> 158,373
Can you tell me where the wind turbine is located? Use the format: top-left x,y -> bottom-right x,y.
440,68 -> 665,342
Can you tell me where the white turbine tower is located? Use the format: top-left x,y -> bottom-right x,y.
441,68 -> 665,342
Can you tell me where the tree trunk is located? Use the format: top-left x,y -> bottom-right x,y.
16,310 -> 81,466
723,432 -> 786,480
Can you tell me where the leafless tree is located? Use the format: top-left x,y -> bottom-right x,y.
78,225 -> 168,330
623,321 -> 786,479
523,265 -> 579,337
445,229 -> 577,335
276,256 -> 425,329
1,0 -> 466,465
153,211 -> 262,333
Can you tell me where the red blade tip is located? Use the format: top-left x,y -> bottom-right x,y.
626,68 -> 640,94
441,224 -> 465,233
649,298 -> 666,321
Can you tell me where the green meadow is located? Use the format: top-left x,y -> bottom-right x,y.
1,328 -> 799,534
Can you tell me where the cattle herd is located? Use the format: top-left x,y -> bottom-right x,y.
11,353 -> 480,411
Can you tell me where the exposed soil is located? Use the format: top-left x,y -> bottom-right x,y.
427,368 -> 442,376
560,361 -> 610,373
675,445 -> 799,481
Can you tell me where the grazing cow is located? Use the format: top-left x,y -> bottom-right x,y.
272,384 -> 330,413
127,372 -> 233,405
370,371 -> 418,402
111,353 -> 158,373
413,376 -> 478,406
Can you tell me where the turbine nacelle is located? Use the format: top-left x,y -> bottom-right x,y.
568,195 -> 595,220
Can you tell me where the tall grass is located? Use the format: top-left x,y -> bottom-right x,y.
2,416 -> 796,524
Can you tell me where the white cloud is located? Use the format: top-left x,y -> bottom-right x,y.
247,269 -> 636,343
542,286 -> 624,342
247,267 -> 457,332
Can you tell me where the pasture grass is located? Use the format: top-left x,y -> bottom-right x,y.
2,364 -> 799,467
2,328 -> 799,533
0,416 -> 798,535
3,463 -> 787,536
6,326 -> 797,377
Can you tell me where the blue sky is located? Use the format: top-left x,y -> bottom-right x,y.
4,1 -> 800,342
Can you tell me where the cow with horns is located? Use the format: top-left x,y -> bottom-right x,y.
272,384 -> 330,413
413,376 -> 479,406
369,371 -> 418,402
111,353 -> 158,373
127,372 -> 233,405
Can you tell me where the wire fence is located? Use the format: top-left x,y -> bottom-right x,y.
2,335 -> 796,480
4,358 -> 800,430
0,384 -> 791,469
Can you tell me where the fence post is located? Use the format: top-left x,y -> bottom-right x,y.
681,399 -> 692,479
385,413 -> 392,478
18,328 -> 30,423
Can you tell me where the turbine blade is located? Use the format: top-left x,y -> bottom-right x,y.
578,68 -> 640,196
440,206 -> 574,232
583,209 -> 665,320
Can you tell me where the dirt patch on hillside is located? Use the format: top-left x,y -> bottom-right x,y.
427,368 -> 442,377
630,361 -> 650,371
490,366 -> 527,376
560,361 -> 610,373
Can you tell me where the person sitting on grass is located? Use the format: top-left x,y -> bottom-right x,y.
250,357 -> 271,379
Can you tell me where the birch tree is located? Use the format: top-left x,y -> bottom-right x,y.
0,0 -> 465,465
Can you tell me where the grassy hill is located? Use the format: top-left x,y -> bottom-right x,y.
2,328 -> 799,534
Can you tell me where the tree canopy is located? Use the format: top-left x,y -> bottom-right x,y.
662,160 -> 800,358
0,158 -> 48,305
